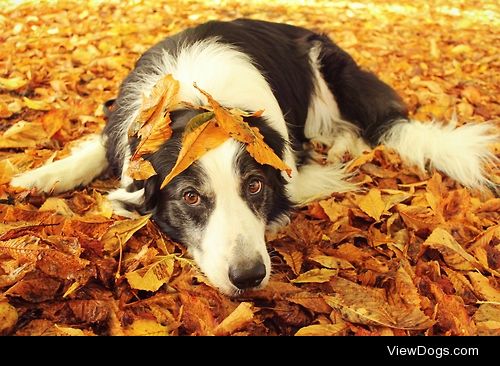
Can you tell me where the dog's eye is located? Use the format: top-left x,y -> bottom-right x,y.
183,190 -> 201,206
247,178 -> 263,195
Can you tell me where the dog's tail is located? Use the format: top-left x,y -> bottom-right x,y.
10,134 -> 108,194
380,119 -> 498,188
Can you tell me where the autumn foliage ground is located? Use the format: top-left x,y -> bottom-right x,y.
0,0 -> 499,336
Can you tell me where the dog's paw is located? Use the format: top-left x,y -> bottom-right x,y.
326,131 -> 369,164
10,165 -> 70,193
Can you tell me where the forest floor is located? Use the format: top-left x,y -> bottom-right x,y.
0,0 -> 499,335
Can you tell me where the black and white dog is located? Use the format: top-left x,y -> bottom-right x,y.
11,19 -> 496,295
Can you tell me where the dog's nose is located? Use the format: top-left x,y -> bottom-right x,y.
228,261 -> 266,289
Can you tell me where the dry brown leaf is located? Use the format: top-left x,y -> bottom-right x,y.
214,302 -> 255,335
129,74 -> 180,136
126,158 -> 157,181
0,76 -> 27,91
319,198 -> 348,223
358,188 -> 385,221
295,322 -> 348,336
287,291 -> 332,313
0,159 -> 20,185
160,118 -> 228,188
276,247 -> 303,275
23,97 -> 51,111
0,235 -> 41,261
39,197 -> 75,216
467,272 -> 500,302
179,292 -> 219,335
6,277 -> 61,302
291,268 -> 338,284
309,254 -> 354,270
423,228 -> 480,271
194,84 -> 291,177
0,302 -> 18,335
124,319 -> 170,336
427,280 -> 477,335
0,121 -> 49,148
102,215 -> 151,253
473,304 -> 500,336
125,255 -> 175,291
325,276 -> 432,330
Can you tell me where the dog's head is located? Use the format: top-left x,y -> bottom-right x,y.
132,109 -> 291,295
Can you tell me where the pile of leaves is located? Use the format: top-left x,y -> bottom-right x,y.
0,0 -> 499,336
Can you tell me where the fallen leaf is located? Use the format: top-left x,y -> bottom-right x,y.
325,276 -> 433,330
129,74 -> 180,136
358,188 -> 385,221
0,121 -> 48,148
51,325 -> 88,336
309,254 -> 354,270
467,272 -> 500,302
102,215 -> 151,253
214,302 -> 255,335
39,197 -> 75,216
0,76 -> 27,91
276,247 -> 303,275
6,277 -> 61,302
195,84 -> 291,176
130,75 -> 180,157
125,255 -> 175,291
287,291 -> 332,313
160,117 -> 228,188
319,197 -> 348,222
295,322 -> 348,336
124,319 -> 170,336
291,268 -> 338,283
423,228 -> 480,271
0,302 -> 18,335
426,279 -> 477,335
0,159 -> 20,185
473,304 -> 500,336
126,157 -> 157,181
23,97 -> 51,111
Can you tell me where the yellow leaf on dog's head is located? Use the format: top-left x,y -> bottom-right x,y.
129,74 -> 180,137
194,83 -> 292,177
127,158 -> 157,181
160,118 -> 229,189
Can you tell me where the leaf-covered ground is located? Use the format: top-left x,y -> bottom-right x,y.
0,0 -> 499,336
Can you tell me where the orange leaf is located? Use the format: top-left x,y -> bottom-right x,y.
133,112 -> 172,159
357,188 -> 385,221
160,119 -> 228,189
127,158 -> 157,181
247,127 -> 292,177
129,75 -> 180,160
129,74 -> 180,137
194,83 -> 292,177
194,83 -> 254,143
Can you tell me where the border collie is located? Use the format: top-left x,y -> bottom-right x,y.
11,19 -> 496,296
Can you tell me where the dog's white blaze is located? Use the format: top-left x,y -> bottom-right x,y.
382,120 -> 498,188
191,139 -> 270,295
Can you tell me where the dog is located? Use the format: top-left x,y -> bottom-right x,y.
10,19 -> 496,296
